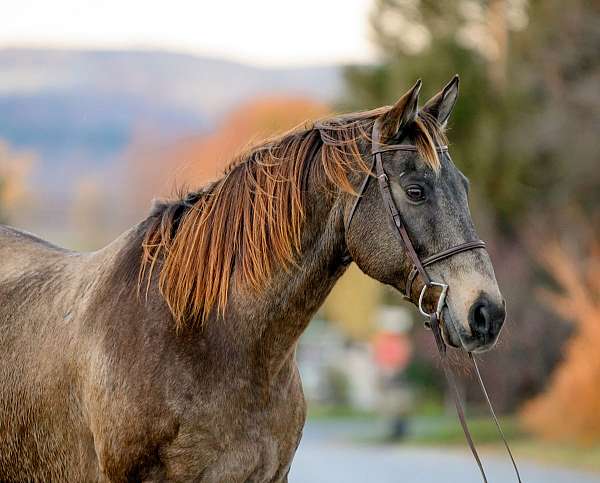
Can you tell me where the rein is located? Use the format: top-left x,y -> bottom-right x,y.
336,119 -> 522,482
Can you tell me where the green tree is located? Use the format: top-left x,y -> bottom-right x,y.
341,0 -> 600,411
342,0 -> 599,232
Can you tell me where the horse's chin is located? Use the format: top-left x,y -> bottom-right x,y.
440,307 -> 464,349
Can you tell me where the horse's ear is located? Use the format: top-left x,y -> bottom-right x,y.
379,79 -> 422,140
422,75 -> 460,128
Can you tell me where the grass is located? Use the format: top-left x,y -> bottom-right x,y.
403,415 -> 600,473
307,403 -> 377,421
488,441 -> 600,473
406,415 -> 524,445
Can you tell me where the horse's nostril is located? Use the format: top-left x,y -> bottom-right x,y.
473,303 -> 489,330
469,294 -> 505,339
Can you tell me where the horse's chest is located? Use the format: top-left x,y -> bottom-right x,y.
165,430 -> 299,482
161,370 -> 306,482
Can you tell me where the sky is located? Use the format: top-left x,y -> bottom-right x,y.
1,0 -> 377,67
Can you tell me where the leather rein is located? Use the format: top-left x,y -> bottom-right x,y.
336,118 -> 522,482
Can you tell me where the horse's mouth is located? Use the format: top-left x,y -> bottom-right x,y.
440,307 -> 464,349
440,306 -> 499,353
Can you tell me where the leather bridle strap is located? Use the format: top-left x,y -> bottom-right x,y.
369,119 -> 490,482
405,239 -> 487,299
471,352 -> 523,482
430,313 -> 489,482
333,117 -> 521,482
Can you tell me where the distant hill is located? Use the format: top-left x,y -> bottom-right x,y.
0,48 -> 342,193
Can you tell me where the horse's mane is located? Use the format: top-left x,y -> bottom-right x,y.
140,108 -> 445,328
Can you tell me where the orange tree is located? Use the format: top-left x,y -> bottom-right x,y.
521,236 -> 600,443
124,96 -> 330,216
0,141 -> 35,224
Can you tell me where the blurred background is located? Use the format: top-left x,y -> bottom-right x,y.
1,1 -> 599,481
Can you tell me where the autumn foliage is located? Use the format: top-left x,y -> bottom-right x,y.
125,96 -> 330,215
521,239 -> 600,443
176,96 -> 330,183
0,141 -> 35,223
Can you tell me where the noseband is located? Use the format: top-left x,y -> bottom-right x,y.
339,118 -> 522,483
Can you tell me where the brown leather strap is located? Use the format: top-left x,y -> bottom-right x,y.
470,353 -> 523,482
372,120 -> 432,287
372,119 -> 486,296
430,315 -> 489,483
405,240 -> 487,297
370,118 -> 520,482
372,144 -> 448,155
344,155 -> 375,237
322,118 -> 521,482
422,240 -> 486,267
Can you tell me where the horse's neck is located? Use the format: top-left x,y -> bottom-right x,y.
229,185 -> 349,376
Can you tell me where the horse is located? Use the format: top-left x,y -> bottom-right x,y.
0,77 -> 506,482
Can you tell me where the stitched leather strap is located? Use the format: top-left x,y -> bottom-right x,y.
371,118 -> 519,483
320,117 -> 521,482
430,315 -> 489,483
405,240 -> 487,298
372,144 -> 448,155
470,353 -> 523,482
372,120 -> 432,286
344,155 -> 375,238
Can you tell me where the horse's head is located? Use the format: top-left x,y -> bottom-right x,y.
345,77 -> 505,352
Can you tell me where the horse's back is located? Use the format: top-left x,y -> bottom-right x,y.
0,224 -> 86,353
0,224 -> 76,277
0,224 -> 99,481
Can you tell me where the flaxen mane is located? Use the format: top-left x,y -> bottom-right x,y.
141,108 -> 446,328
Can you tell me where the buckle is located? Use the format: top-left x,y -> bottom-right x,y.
377,173 -> 389,188
418,281 -> 449,320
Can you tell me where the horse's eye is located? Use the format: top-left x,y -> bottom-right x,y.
406,185 -> 425,202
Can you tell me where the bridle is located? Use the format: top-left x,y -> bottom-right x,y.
345,119 -> 487,319
337,118 -> 522,482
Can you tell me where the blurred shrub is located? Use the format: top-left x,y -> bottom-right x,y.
324,366 -> 351,407
409,415 -> 523,445
0,141 -> 35,224
323,264 -> 382,340
521,237 -> 600,443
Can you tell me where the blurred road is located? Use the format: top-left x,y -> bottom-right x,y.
289,421 -> 600,483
